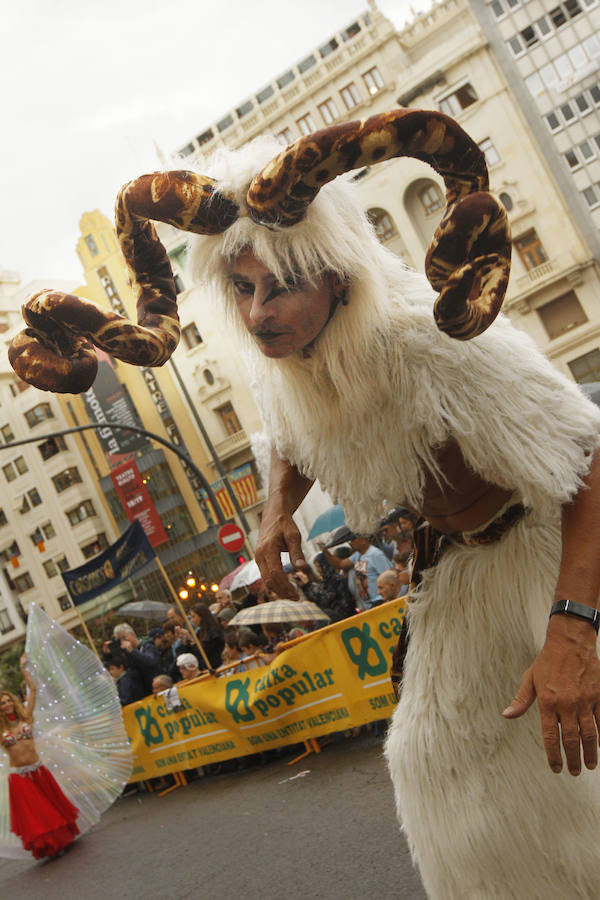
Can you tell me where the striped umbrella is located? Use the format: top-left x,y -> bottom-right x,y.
228,599 -> 330,626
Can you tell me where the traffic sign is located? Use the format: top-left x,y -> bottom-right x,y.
218,523 -> 245,553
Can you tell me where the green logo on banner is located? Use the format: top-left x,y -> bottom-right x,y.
135,705 -> 163,746
225,677 -> 256,723
341,622 -> 387,680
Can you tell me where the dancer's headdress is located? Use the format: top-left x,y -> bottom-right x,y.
8,109 -> 511,393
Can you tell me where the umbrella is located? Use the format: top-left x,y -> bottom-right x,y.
324,525 -> 356,549
581,382 -> 600,406
230,559 -> 262,591
228,599 -> 330,626
219,561 -> 250,590
307,504 -> 346,540
116,600 -> 171,620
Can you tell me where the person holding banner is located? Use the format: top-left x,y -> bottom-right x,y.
8,110 -> 600,897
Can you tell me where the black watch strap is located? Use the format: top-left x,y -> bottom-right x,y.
549,599 -> 600,634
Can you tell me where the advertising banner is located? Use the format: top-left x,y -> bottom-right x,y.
110,459 -> 168,547
123,600 -> 406,782
83,349 -> 149,464
61,519 -> 156,606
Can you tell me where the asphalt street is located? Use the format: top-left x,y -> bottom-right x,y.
0,730 -> 428,900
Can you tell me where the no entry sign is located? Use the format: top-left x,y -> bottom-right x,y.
218,523 -> 245,553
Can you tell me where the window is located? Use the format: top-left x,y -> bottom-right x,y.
14,572 -> 33,593
0,424 -> 14,443
56,554 -> 69,572
540,62 -> 559,89
216,114 -> 233,134
521,25 -> 538,48
583,185 -> 600,207
363,66 -> 384,95
216,402 -> 242,436
43,559 -> 58,578
479,138 -> 500,167
236,99 -> 253,119
256,85 -> 274,104
545,111 -> 561,132
29,528 -> 43,546
196,128 -> 214,147
276,127 -> 294,146
38,435 -> 67,460
579,139 -> 596,161
84,234 -> 99,257
58,595 -> 72,612
297,113 -> 317,135
508,35 -> 524,56
341,21 -> 361,39
569,348 -> 600,382
536,16 -> 551,36
367,208 -> 397,242
81,534 -> 108,560
42,522 -> 56,540
28,488 -> 41,507
0,509 -> 7,526
525,73 -> 544,96
52,467 -> 82,493
174,275 -> 185,294
340,82 -> 361,110
66,500 -> 96,526
438,83 -> 478,116
298,54 -> 316,74
25,403 -> 54,428
18,495 -> 30,515
418,184 -> 445,215
181,322 -> 202,349
514,230 -> 549,270
549,5 -> 567,26
564,0 -> 583,15
203,368 -> 215,385
318,97 -> 339,125
14,456 -> 28,475
277,70 -> 295,89
537,291 -> 588,340
319,38 -> 338,58
0,542 -> 19,563
0,610 -> 14,634
560,102 -> 576,123
575,93 -> 591,115
2,463 -> 16,483
491,0 -> 506,16
178,142 -> 195,157
565,148 -> 581,169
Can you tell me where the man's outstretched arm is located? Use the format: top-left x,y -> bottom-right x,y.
504,449 -> 600,775
254,448 -> 314,596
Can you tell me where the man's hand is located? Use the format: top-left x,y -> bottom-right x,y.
503,615 -> 600,775
255,506 -> 306,597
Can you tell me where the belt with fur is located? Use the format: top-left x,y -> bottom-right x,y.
390,503 -> 527,698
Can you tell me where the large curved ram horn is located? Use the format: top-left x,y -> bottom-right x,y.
9,172 -> 239,393
247,109 -> 511,339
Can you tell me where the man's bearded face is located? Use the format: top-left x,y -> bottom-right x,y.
227,251 -> 338,358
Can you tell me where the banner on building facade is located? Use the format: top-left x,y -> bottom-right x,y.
110,459 -> 168,547
202,463 -> 259,520
83,349 -> 149,464
123,600 -> 406,782
61,519 -> 156,606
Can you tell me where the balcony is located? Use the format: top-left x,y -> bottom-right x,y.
211,429 -> 251,464
508,252 -> 590,313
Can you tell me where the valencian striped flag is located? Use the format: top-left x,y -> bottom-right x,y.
202,463 -> 258,520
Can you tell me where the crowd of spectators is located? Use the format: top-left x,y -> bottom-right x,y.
101,507 -> 415,708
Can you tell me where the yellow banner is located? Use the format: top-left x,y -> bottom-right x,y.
124,600 -> 406,782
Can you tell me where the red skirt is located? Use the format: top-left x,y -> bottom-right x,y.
9,764 -> 80,859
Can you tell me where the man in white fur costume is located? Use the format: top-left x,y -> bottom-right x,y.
8,110 -> 600,899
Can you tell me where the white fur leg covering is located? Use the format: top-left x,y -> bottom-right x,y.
385,510 -> 600,900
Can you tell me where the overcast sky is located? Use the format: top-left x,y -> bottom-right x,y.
1,0 -> 431,287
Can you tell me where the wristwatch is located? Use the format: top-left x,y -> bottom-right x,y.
549,599 -> 600,634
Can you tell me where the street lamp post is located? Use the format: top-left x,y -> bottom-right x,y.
0,421 -> 226,525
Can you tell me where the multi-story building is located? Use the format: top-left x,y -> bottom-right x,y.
155,0 -> 600,487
